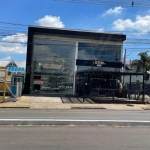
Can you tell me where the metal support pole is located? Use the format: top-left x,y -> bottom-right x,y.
142,74 -> 145,103
78,76 -> 80,98
123,49 -> 126,84
129,74 -> 131,99
16,82 -> 22,97
83,72 -> 85,103
112,89 -> 114,100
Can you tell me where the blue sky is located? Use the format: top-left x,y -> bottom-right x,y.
0,0 -> 150,66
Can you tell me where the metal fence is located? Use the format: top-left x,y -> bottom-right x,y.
77,84 -> 150,103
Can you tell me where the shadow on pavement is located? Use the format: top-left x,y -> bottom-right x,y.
60,96 -> 148,104
61,97 -> 97,104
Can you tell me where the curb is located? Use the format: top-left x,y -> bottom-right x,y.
0,119 -> 150,126
0,104 -> 30,108
0,106 -> 30,108
71,107 -> 106,109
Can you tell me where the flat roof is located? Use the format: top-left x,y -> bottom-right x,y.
28,26 -> 126,42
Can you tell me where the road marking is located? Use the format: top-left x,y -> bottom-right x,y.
0,119 -> 150,122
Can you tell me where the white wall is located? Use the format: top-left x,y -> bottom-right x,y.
124,75 -> 143,83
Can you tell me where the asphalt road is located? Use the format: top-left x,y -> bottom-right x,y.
0,126 -> 150,150
0,108 -> 150,121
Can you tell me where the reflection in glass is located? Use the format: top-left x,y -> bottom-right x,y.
31,38 -> 76,94
78,42 -> 121,72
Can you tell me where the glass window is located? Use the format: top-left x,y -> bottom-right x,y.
78,42 -> 121,72
31,37 -> 76,94
13,77 -> 21,86
78,42 -> 121,61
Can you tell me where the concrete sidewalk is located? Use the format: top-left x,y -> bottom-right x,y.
0,95 -> 150,110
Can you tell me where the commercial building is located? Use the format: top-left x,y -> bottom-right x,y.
24,26 -> 126,95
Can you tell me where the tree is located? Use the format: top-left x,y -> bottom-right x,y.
131,51 -> 150,73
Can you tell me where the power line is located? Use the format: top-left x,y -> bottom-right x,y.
52,0 -> 150,8
0,40 -> 148,45
0,38 -> 149,46
0,22 -> 28,26
1,21 -> 150,51
1,29 -> 150,43
1,40 -> 150,52
1,33 -> 150,46
2,21 -> 150,36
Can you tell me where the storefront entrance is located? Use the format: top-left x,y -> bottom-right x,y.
76,71 -> 121,97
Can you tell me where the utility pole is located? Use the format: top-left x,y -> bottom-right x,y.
132,0 -> 134,7
124,49 -> 126,72
123,49 -> 126,83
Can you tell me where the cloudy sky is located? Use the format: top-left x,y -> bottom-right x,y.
0,0 -> 150,65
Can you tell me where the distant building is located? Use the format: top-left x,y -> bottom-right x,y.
0,60 -> 25,91
123,61 -> 150,84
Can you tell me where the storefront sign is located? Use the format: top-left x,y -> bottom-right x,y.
65,86 -> 73,89
34,79 -> 43,85
76,59 -> 122,68
94,61 -> 106,66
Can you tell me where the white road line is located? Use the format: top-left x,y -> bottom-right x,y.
0,119 -> 150,122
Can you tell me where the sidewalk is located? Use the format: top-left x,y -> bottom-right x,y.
0,95 -> 150,110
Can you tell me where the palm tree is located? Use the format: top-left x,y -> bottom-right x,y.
131,51 -> 150,73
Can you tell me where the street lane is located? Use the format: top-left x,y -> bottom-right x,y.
0,108 -> 150,121
0,126 -> 150,150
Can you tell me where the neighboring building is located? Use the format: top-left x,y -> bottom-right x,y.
24,26 -> 126,95
0,60 -> 25,91
124,61 -> 150,84
0,66 -> 7,91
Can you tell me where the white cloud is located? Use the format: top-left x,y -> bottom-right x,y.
35,15 -> 65,28
102,6 -> 123,16
79,49 -> 96,60
16,61 -> 26,68
113,14 -> 150,34
0,33 -> 27,54
96,28 -> 105,32
0,56 -> 12,61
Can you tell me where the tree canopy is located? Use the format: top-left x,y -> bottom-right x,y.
131,51 -> 150,73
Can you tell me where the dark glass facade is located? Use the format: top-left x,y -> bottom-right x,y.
24,26 -> 126,95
